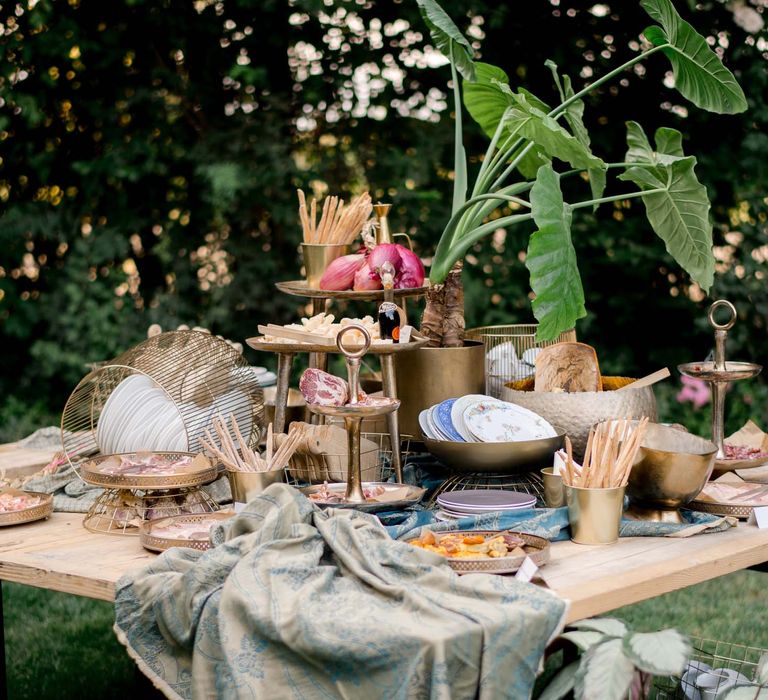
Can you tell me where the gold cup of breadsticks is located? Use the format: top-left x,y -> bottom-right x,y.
560,417 -> 649,545
297,189 -> 373,287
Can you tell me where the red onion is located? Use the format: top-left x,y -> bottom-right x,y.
319,254 -> 365,290
394,245 -> 425,288
368,244 -> 402,274
353,261 -> 382,290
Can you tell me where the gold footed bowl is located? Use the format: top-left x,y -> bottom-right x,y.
625,422 -> 717,523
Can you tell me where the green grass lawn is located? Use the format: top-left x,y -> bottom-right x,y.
4,569 -> 767,699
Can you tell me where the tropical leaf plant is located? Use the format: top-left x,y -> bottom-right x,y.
417,0 -> 747,343
535,617 -> 690,700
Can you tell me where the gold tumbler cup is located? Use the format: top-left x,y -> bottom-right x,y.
541,468 -> 566,508
301,243 -> 352,288
565,484 -> 626,545
227,469 -> 284,504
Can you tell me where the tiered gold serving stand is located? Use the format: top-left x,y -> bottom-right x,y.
248,281 -> 428,482
678,300 -> 763,461
301,325 -> 424,508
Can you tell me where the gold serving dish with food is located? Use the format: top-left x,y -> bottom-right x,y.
79,452 -> 218,490
407,529 -> 550,574
623,422 -> 717,523
422,432 -> 565,475
0,489 -> 54,527
139,511 -> 234,552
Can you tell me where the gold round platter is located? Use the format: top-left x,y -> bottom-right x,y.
420,530 -> 550,575
0,489 -> 54,527
139,511 -> 235,552
275,280 -> 428,301
246,335 -> 429,355
687,500 -> 754,519
79,452 -> 219,490
713,454 -> 768,473
301,481 -> 425,512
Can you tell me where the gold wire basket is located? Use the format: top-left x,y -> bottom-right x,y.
653,636 -> 768,698
61,330 -> 264,469
83,487 -> 219,536
465,324 -> 577,398
283,433 -> 412,486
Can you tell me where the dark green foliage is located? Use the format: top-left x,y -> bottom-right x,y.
0,1 -> 766,434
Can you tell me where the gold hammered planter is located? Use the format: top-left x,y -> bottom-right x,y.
394,341 -> 485,438
502,376 -> 657,460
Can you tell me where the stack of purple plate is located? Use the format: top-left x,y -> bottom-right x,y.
435,489 -> 536,521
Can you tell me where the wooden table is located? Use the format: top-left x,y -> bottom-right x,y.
1,512 -> 767,622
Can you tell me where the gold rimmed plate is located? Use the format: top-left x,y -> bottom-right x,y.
0,489 -> 54,527
139,511 -> 235,552
301,481 -> 425,512
275,280 -> 428,302
79,452 -> 218,489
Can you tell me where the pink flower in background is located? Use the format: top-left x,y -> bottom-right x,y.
676,376 -> 710,408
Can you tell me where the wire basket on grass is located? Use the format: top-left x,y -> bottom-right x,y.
465,325 -> 576,398
653,636 -> 767,698
284,433 -> 412,486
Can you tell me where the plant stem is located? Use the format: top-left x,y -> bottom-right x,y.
570,188 -> 665,210
550,44 -> 668,118
450,49 -> 465,216
472,114 -> 508,197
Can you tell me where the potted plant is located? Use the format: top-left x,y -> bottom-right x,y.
396,0 -> 746,430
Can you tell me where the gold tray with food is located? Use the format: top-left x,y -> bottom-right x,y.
275,279 -> 428,301
711,421 -> 768,473
689,480 -> 768,519
407,530 -> 550,575
139,511 -> 234,552
0,489 -> 54,527
301,481 -> 425,512
247,312 -> 429,355
79,452 -> 218,490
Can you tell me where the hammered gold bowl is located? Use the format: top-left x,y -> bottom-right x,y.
422,432 -> 565,475
625,422 -> 717,523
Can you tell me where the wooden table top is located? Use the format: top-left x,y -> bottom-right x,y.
1,511 -> 767,622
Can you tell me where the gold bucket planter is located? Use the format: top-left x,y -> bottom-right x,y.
394,341 -> 485,438
301,243 -> 352,288
565,484 -> 626,545
227,469 -> 284,504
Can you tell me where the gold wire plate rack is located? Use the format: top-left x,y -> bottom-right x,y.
83,487 -> 219,536
301,482 -> 425,512
246,335 -> 429,355
139,511 -> 235,552
424,531 -> 550,575
275,280 -> 428,301
79,452 -> 219,489
0,490 -> 53,527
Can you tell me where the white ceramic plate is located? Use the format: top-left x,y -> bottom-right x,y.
117,384 -> 165,453
450,395 -> 496,442
463,400 -> 556,443
427,405 -> 452,441
419,410 -> 438,440
98,375 -> 150,452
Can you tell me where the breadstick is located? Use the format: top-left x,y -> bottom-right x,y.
310,198 -> 317,242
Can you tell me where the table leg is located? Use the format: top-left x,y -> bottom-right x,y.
380,354 -> 403,483
274,353 -> 295,434
0,581 -> 7,700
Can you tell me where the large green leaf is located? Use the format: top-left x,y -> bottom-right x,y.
526,164 -> 586,341
640,0 -> 747,114
415,0 -> 476,82
545,59 -> 606,206
619,156 -> 714,291
575,639 -> 636,700
537,661 -> 579,700
623,629 -> 690,676
625,121 -> 685,165
507,92 -> 604,171
463,62 -> 512,138
569,618 -> 628,637
561,630 -> 605,652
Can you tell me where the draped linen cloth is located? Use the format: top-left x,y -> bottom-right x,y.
114,484 -> 567,699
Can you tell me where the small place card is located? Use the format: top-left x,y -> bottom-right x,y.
399,325 -> 414,343
233,501 -> 247,513
748,506 -> 768,528
515,556 -> 539,582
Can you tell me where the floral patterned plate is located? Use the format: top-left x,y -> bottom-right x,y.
463,400 -> 556,443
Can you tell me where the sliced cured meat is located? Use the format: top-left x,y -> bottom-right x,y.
299,369 -> 349,406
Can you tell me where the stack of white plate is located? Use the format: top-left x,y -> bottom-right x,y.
419,394 -> 556,443
435,489 -> 537,520
250,366 -> 276,388
97,375 -> 188,454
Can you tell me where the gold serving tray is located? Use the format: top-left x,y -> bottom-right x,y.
423,530 -> 550,575
689,482 -> 768,519
713,455 -> 768,473
0,489 -> 53,527
275,280 -> 428,301
139,511 -> 234,552
246,334 -> 429,355
80,452 -> 218,490
301,481 -> 425,512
